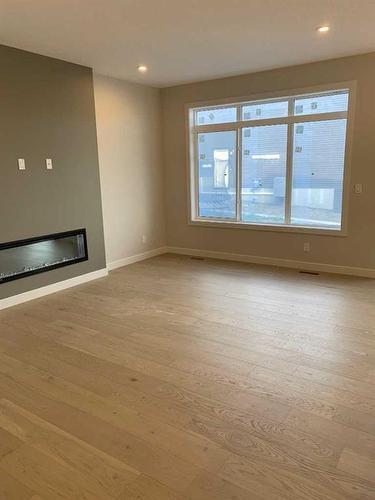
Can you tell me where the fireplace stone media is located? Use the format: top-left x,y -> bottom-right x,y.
0,229 -> 88,284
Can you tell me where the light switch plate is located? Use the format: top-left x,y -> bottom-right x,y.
18,158 -> 26,170
46,158 -> 53,170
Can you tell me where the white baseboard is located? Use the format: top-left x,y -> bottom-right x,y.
2,245 -> 372,312
166,246 -> 375,278
108,246 -> 168,271
0,246 -> 167,311
0,268 -> 108,311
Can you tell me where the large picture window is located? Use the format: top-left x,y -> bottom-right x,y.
188,86 -> 353,233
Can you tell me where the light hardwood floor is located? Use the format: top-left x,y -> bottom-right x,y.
0,253 -> 374,499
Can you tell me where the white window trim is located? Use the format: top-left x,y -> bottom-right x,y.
186,81 -> 356,237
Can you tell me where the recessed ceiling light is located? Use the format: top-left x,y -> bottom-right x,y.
137,65 -> 148,73
317,26 -> 330,33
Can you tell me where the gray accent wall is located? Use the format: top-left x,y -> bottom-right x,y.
0,44 -> 106,299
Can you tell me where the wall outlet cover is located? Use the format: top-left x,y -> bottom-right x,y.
303,242 -> 311,252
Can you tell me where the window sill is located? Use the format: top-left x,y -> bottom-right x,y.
189,218 -> 347,237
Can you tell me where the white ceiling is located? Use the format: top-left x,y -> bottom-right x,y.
0,0 -> 375,88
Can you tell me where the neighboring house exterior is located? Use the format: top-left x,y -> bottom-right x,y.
197,94 -> 347,226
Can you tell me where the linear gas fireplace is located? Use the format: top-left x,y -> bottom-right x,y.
0,229 -> 88,284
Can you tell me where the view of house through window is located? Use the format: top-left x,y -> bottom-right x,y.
190,89 -> 350,231
197,131 -> 237,218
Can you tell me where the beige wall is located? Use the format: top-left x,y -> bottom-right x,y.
94,74 -> 166,266
161,52 -> 375,271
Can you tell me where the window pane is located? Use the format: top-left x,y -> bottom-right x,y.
291,119 -> 347,228
242,100 -> 288,120
195,106 -> 237,125
294,92 -> 348,116
241,125 -> 288,224
197,131 -> 237,219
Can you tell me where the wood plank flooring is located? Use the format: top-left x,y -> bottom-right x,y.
0,253 -> 374,499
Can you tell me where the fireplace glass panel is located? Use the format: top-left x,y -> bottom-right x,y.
0,230 -> 87,283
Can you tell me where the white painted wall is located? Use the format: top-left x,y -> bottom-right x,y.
94,74 -> 166,267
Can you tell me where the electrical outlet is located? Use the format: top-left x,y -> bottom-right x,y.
46,158 -> 53,170
303,242 -> 310,252
354,183 -> 362,194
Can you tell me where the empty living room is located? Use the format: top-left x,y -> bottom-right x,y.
0,1 -> 375,498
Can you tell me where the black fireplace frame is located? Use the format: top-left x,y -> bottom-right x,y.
0,228 -> 88,284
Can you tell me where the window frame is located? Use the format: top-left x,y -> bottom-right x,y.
186,81 -> 356,236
